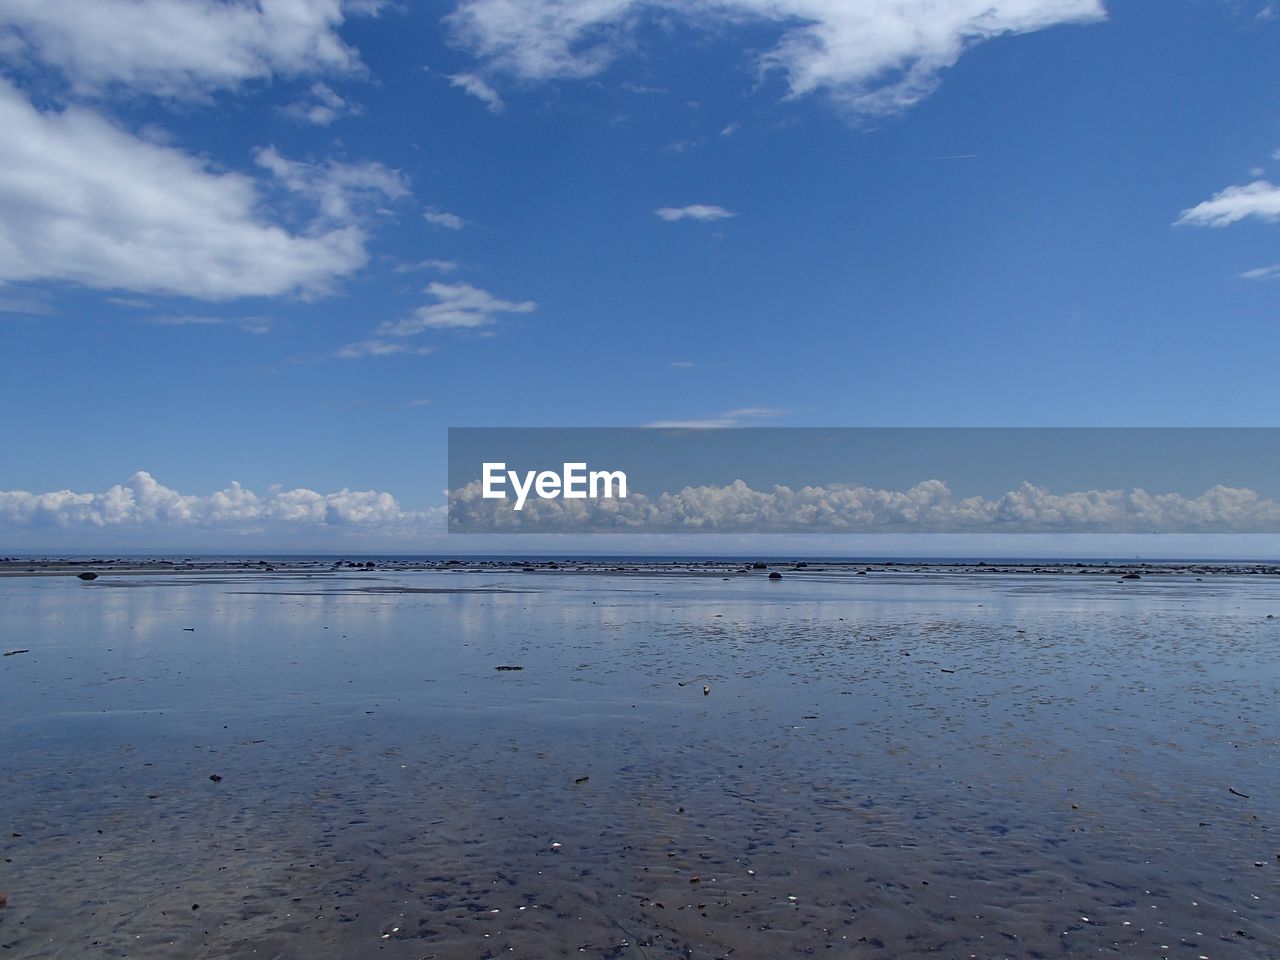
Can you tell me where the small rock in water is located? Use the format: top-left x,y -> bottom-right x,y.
209,774 -> 223,783
77,571 -> 98,580
768,571 -> 782,580
703,684 -> 710,696
1121,573 -> 1142,580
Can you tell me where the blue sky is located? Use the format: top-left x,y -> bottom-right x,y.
2,0 -> 1280,551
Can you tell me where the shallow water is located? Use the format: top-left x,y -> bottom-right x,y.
1,568 -> 1278,958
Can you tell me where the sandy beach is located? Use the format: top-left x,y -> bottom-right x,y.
1,561 -> 1277,958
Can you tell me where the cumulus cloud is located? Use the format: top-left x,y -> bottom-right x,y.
447,0 -> 1104,116
1177,180 -> 1280,228
655,204 -> 735,222
449,478 -> 1280,534
0,80 -> 406,300
0,0 -> 370,99
448,72 -> 505,111
0,471 -> 442,533
283,81 -> 361,125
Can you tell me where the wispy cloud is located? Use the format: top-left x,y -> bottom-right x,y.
1240,263 -> 1280,280
645,406 -> 790,428
385,281 -> 536,334
448,72 -> 505,111
334,339 -> 438,359
1177,180 -> 1280,227
394,258 -> 460,274
0,293 -> 54,316
447,0 -> 1105,117
283,82 -> 361,125
668,360 -> 696,368
147,314 -> 273,334
335,282 -> 536,358
255,147 -> 409,223
655,204 -> 735,222
424,208 -> 466,229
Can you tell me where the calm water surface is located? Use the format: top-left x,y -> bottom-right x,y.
1,569 -> 1278,958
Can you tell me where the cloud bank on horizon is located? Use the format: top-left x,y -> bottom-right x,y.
0,471 -> 441,540
449,477 -> 1280,533
4,473 -> 1280,546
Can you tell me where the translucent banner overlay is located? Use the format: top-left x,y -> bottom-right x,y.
448,428 -> 1280,534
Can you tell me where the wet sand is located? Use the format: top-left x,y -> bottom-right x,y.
1,563 -> 1278,958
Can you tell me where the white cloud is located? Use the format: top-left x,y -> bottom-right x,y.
1177,180 -> 1280,228
668,360 -> 695,368
384,281 -> 536,334
0,0 -> 370,99
1240,263 -> 1280,280
283,81 -> 361,124
447,0 -> 1104,116
449,71 -> 505,111
394,258 -> 460,273
646,406 -> 789,428
424,208 -> 466,229
335,281 -> 535,357
334,338 -> 438,359
254,146 -> 408,222
0,292 -> 53,316
147,313 -> 273,333
0,80 -> 405,300
449,478 -> 1280,533
0,470 -> 440,531
655,204 -> 735,222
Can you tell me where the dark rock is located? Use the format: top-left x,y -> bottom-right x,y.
751,561 -> 768,569
77,571 -> 98,580
768,571 -> 782,580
